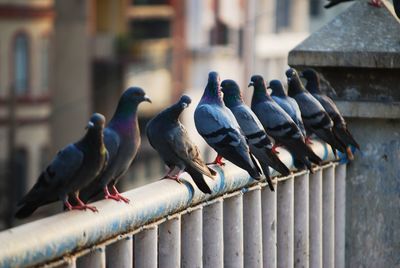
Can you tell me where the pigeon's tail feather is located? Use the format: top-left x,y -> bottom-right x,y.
15,203 -> 39,219
305,145 -> 323,165
304,158 -> 315,174
265,149 -> 290,176
333,126 -> 360,150
259,162 -> 275,191
324,1 -> 339,8
284,139 -> 321,170
315,129 -> 347,154
186,166 -> 212,194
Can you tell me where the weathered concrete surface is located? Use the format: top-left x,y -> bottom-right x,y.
288,1 -> 400,267
289,1 -> 400,68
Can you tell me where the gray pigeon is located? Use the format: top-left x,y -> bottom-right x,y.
146,95 -> 216,194
221,79 -> 290,191
286,68 -> 347,156
194,71 -> 262,181
301,69 -> 359,158
15,113 -> 108,218
81,87 -> 151,203
269,79 -> 307,138
249,75 -> 322,173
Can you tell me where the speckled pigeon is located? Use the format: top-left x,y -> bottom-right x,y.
81,87 -> 151,203
286,68 -> 347,156
269,79 -> 307,138
15,113 -> 108,218
147,95 -> 216,194
221,79 -> 290,191
301,68 -> 359,158
249,75 -> 322,173
194,71 -> 262,181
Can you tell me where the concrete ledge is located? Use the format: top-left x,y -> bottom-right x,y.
335,100 -> 400,119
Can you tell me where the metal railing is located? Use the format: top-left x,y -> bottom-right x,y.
0,140 -> 346,268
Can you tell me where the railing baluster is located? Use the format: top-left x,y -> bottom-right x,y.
243,187 -> 263,268
182,207 -> 203,268
76,247 -> 105,268
106,236 -> 133,268
277,176 -> 294,268
223,194 -> 244,268
203,199 -> 224,268
159,215 -> 181,268
309,169 -> 323,268
262,182 -> 277,268
323,165 -> 335,268
294,173 -> 309,268
134,226 -> 158,268
335,164 -> 346,268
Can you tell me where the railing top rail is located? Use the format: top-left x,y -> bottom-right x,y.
0,140 -> 335,268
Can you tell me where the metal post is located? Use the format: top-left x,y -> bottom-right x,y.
76,247 -> 105,268
159,216 -> 181,268
335,164 -> 346,268
243,188 -> 263,268
182,207 -> 203,268
262,184 -> 277,268
106,236 -> 133,268
277,177 -> 294,268
223,194 -> 244,268
309,169 -> 323,268
203,199 -> 223,268
294,173 -> 309,268
134,226 -> 158,268
323,165 -> 335,268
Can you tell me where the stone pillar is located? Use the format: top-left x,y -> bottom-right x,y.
288,2 -> 400,267
51,0 -> 91,153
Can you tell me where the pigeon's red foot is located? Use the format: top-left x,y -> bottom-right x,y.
305,136 -> 313,145
271,144 -> 281,154
346,147 -> 354,161
368,0 -> 382,7
64,200 -> 98,212
162,174 -> 182,184
208,155 -> 225,166
111,185 -> 130,203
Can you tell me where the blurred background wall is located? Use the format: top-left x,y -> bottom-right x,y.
0,0 -> 350,229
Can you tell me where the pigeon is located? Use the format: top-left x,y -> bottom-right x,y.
286,68 -> 347,156
249,75 -> 322,173
80,87 -> 151,203
146,95 -> 216,194
15,113 -> 108,218
269,79 -> 307,138
221,79 -> 290,191
324,0 -> 382,8
393,0 -> 400,18
194,71 -> 262,181
301,69 -> 360,158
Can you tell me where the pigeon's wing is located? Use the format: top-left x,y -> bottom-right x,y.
253,101 -> 303,142
167,124 -> 216,178
313,94 -> 345,126
295,93 -> 333,130
103,127 -> 121,163
287,97 -> 307,136
195,104 -> 244,149
19,144 -> 84,205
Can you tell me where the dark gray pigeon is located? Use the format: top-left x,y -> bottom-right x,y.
221,79 -> 290,191
81,87 -> 151,203
301,69 -> 359,158
194,71 -> 262,181
394,0 -> 400,18
146,95 -> 216,194
15,113 -> 108,218
249,75 -> 322,173
269,79 -> 307,138
286,68 -> 347,156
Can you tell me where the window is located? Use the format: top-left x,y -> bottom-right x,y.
275,0 -> 292,32
13,33 -> 29,95
40,36 -> 50,93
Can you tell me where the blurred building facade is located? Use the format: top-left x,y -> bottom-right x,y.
0,0 -> 53,228
0,0 -> 346,228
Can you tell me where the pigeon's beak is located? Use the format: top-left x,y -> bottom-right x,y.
267,85 -> 271,89
182,102 -> 188,109
143,95 -> 152,103
248,82 -> 254,88
86,121 -> 95,129
287,77 -> 292,82
299,73 -> 304,78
